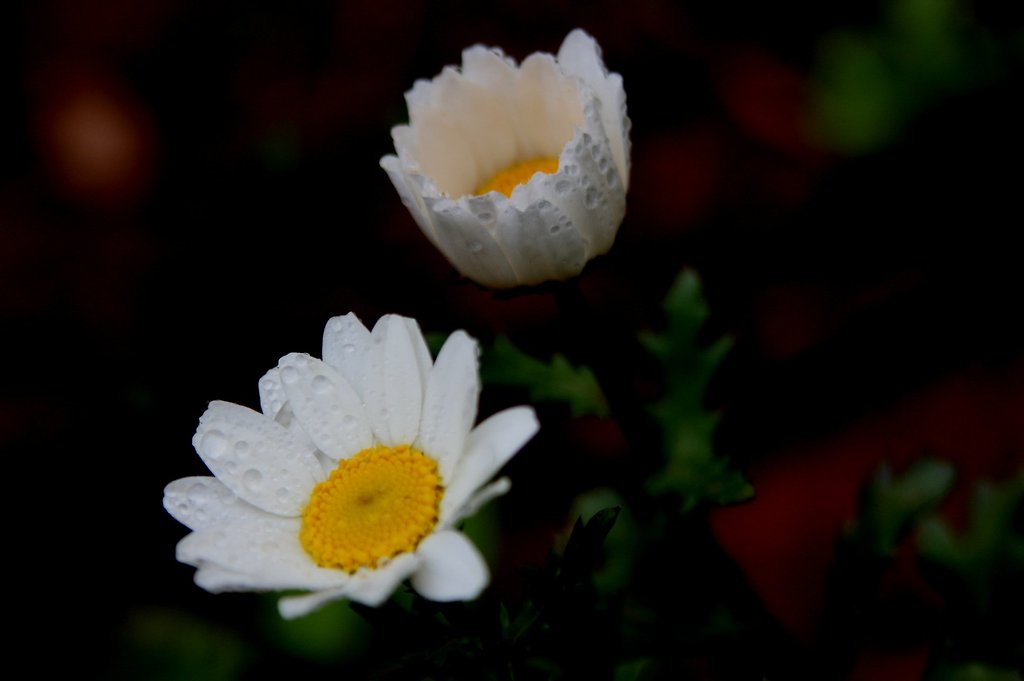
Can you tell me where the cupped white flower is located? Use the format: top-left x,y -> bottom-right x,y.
164,313 -> 539,618
380,29 -> 631,289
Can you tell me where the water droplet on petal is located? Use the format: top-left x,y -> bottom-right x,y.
342,343 -> 356,354
476,211 -> 492,222
234,440 -> 251,458
280,366 -> 299,384
555,179 -> 572,194
467,241 -> 483,253
276,487 -> 290,500
243,469 -> 264,492
201,431 -> 228,459
312,374 -> 333,394
585,187 -> 599,209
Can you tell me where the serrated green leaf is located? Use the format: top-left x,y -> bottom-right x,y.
848,458 -> 956,555
481,335 -> 609,418
917,472 -> 1024,611
644,270 -> 751,511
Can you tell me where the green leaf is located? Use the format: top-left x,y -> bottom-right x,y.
848,458 -> 956,555
642,270 -> 752,511
261,596 -> 371,664
917,472 -> 1024,612
481,335 -> 609,418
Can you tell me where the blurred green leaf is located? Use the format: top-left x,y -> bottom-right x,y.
812,0 -> 1000,154
111,608 -> 249,681
848,458 -> 956,555
642,270 -> 752,511
261,596 -> 371,664
917,472 -> 1024,611
569,489 -> 638,594
481,335 -> 609,418
929,661 -> 1024,681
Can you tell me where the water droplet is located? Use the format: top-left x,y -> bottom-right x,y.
467,241 -> 483,253
293,355 -> 309,368
201,431 -> 228,459
605,168 -> 618,186
342,343 -> 356,354
555,179 -> 572,194
280,366 -> 299,384
341,414 -> 357,427
312,374 -> 333,394
585,187 -> 599,209
194,509 -> 208,524
565,164 -> 579,177
234,440 -> 251,458
598,156 -> 610,172
225,459 -> 238,474
537,200 -> 552,211
476,211 -> 493,222
260,379 -> 275,391
243,469 -> 264,492
276,487 -> 290,500
188,481 -> 211,499
549,223 -> 561,234
582,132 -> 593,146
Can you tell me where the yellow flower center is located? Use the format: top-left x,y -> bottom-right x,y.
300,445 -> 442,572
476,157 -> 560,197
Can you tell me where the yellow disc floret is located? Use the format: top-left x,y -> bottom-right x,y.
300,444 -> 442,572
476,157 -> 560,197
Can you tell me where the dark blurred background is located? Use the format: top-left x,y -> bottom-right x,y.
3,0 -> 1022,678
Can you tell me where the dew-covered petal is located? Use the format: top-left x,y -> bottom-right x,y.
441,406 -> 538,521
322,313 -> 372,399
258,368 -> 288,422
424,196 -> 520,288
380,153 -> 442,249
193,401 -> 324,516
443,477 -> 511,528
557,29 -> 631,190
411,530 -> 489,602
364,315 -> 426,446
417,331 -> 479,482
493,198 -> 588,286
176,516 -> 349,591
278,352 -> 372,460
163,476 -> 270,531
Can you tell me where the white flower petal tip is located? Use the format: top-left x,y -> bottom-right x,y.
380,29 -> 631,289
166,314 -> 537,617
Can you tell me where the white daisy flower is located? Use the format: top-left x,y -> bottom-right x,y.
380,29 -> 630,289
164,313 -> 539,618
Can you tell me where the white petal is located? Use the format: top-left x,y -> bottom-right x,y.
493,198 -> 588,285
258,368 -> 288,422
176,516 -> 349,591
441,406 -> 538,521
411,531 -> 489,602
424,196 -> 520,288
192,401 -> 324,516
163,476 -> 269,531
345,552 -> 421,606
364,315 -> 426,446
557,29 -> 631,190
277,587 -> 349,619
380,153 -> 443,249
400,315 -> 434,392
278,352 -> 373,460
443,477 -> 511,528
322,313 -> 372,399
417,331 -> 479,482
514,52 -> 584,160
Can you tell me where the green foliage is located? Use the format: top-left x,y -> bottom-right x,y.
847,458 -> 956,556
812,0 -> 1000,154
642,270 -> 752,511
110,608 -> 249,681
917,472 -> 1024,613
481,335 -> 609,418
261,597 -> 372,664
351,508 -> 622,680
929,661 -> 1024,681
